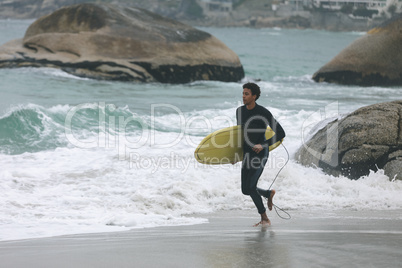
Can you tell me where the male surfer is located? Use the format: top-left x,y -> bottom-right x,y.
235,82 -> 286,226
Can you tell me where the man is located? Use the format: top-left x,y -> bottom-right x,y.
236,82 -> 286,226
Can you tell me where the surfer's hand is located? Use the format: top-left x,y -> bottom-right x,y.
252,144 -> 263,154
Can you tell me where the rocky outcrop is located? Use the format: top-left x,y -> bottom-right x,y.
0,0 -> 181,20
295,101 -> 402,180
310,11 -> 383,32
312,14 -> 402,86
253,15 -> 311,29
0,3 -> 244,83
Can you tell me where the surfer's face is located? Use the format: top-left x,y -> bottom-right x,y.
243,88 -> 256,106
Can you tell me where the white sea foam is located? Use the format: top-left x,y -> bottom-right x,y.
1,104 -> 402,241
18,67 -> 91,80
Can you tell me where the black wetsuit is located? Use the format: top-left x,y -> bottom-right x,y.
236,103 -> 286,214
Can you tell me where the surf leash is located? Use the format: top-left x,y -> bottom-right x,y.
267,143 -> 291,220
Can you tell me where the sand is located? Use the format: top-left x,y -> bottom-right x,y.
0,209 -> 401,268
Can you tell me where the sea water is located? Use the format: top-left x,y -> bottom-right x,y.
0,20 -> 401,241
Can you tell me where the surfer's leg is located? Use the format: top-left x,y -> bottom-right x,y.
247,168 -> 266,214
252,149 -> 275,211
241,165 -> 250,195
268,189 -> 275,211
241,161 -> 265,214
242,151 -> 272,225
256,188 -> 275,211
257,188 -> 269,198
244,154 -> 269,215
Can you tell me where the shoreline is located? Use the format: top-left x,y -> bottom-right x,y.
1,209 -> 401,267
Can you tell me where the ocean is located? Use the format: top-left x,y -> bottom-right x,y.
1,20 -> 401,241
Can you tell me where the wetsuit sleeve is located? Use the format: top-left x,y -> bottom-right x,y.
262,109 -> 286,147
236,107 -> 241,126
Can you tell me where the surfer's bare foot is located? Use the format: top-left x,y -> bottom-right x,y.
268,189 -> 275,211
253,212 -> 271,227
253,219 -> 271,227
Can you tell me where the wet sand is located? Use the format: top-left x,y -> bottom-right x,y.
1,209 -> 401,267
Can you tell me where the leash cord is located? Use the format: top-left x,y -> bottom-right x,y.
267,143 -> 291,220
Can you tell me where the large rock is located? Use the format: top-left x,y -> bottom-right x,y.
295,101 -> 402,180
0,3 -> 244,83
312,14 -> 402,86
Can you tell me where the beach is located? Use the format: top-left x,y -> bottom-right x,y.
1,209 -> 401,268
1,20 -> 402,267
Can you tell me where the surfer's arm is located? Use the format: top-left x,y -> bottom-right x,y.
262,110 -> 286,147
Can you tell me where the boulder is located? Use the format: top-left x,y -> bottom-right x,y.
312,14 -> 402,86
295,100 -> 402,180
0,3 -> 244,83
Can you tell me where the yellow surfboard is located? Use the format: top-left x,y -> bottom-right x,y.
194,125 -> 283,165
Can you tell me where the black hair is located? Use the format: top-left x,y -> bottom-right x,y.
242,82 -> 261,100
